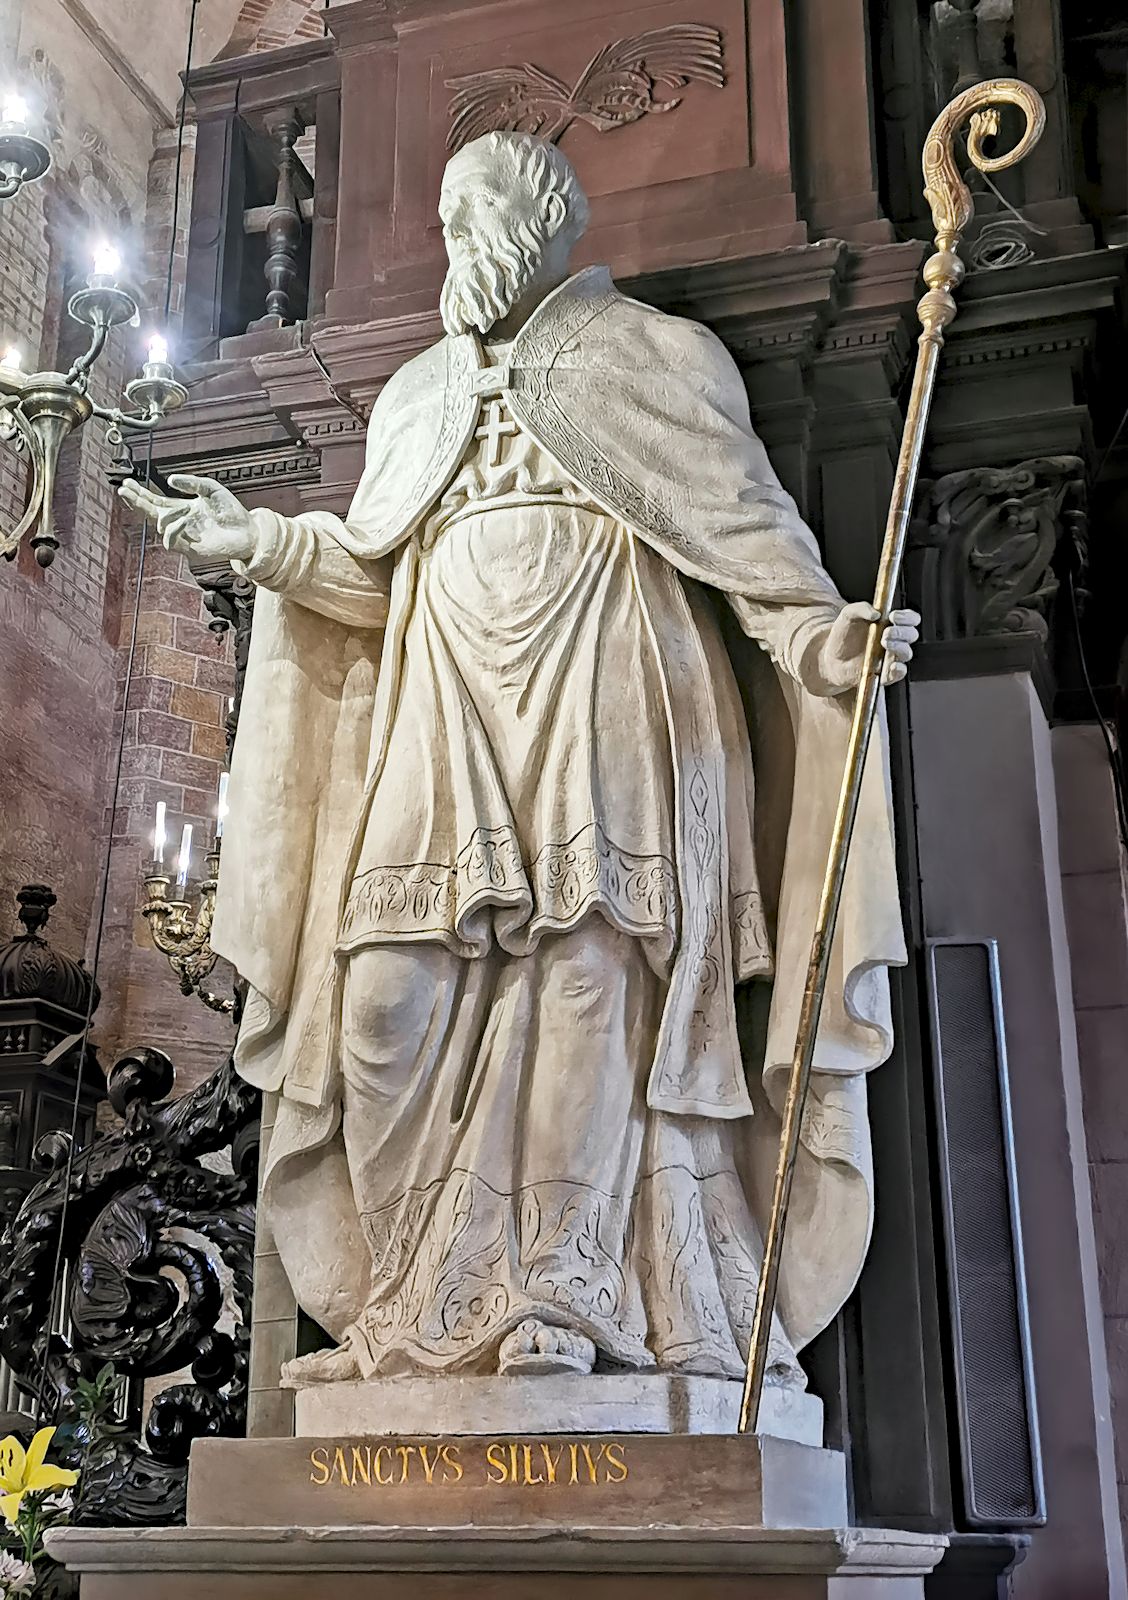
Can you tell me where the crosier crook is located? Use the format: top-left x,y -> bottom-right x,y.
738,78 -> 1048,1436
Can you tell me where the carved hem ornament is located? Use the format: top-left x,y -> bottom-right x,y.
347,1164 -> 792,1382
341,823 -> 680,958
445,25 -> 724,151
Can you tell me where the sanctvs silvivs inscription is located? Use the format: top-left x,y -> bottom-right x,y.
309,1439 -> 630,1488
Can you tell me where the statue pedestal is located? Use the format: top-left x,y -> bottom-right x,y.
292,1373 -> 823,1445
48,1523 -> 948,1598
48,1434 -> 948,1597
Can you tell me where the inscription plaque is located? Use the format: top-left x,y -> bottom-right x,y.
309,1437 -> 630,1489
188,1433 -> 849,1532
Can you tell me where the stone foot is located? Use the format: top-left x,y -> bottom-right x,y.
280,1343 -> 363,1389
497,1319 -> 596,1375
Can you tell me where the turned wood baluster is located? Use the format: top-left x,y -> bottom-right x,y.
263,112 -> 304,323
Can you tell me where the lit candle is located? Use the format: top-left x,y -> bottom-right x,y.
2,347 -> 21,371
216,771 -> 230,840
1,94 -> 28,130
91,241 -> 121,282
175,822 -> 193,889
147,333 -> 169,367
152,800 -> 167,867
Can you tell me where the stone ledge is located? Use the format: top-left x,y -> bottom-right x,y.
291,1373 -> 822,1445
49,1522 -> 949,1575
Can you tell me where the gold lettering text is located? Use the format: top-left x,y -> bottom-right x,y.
350,1446 -> 372,1486
309,1447 -> 330,1486
373,1446 -> 394,1486
579,1443 -> 600,1484
540,1443 -> 565,1484
441,1444 -> 464,1483
520,1443 -> 544,1485
395,1445 -> 416,1484
603,1442 -> 628,1483
332,1447 -> 351,1487
485,1442 -> 509,1485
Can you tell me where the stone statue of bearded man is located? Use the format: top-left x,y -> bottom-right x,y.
122,133 -> 918,1410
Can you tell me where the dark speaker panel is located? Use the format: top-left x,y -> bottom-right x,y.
926,938 -> 1046,1528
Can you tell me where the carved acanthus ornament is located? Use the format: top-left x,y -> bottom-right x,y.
0,1048 -> 258,1525
907,456 -> 1086,643
445,25 -> 724,151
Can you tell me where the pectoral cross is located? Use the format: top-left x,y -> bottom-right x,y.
475,398 -> 519,468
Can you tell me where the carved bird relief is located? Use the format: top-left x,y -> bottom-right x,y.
445,24 -> 725,152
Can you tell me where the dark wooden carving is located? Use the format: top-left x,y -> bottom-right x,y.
445,24 -> 724,151
193,562 -> 257,761
0,1047 -> 259,1525
907,456 -> 1087,645
0,886 -> 105,1228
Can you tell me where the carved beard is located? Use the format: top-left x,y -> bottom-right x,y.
440,215 -> 549,338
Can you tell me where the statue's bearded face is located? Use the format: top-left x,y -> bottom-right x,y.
438,155 -> 553,337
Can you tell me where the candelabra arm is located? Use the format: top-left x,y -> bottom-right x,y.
0,271 -> 179,567
93,403 -> 164,434
141,863 -> 229,1015
199,989 -> 237,1016
66,321 -> 110,389
0,404 -> 46,561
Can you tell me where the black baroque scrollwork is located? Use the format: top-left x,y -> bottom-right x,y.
907,455 -> 1087,646
0,1047 -> 259,1526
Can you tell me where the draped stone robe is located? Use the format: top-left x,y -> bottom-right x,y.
211,266 -> 906,1376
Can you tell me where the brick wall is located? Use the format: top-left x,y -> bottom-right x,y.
86,110 -> 238,1086
97,535 -> 235,1085
221,0 -> 343,57
0,4 -> 234,1095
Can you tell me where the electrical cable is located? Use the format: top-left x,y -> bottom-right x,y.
1093,403 -> 1128,496
1065,562 -> 1128,851
31,0 -> 201,1426
1062,396 -> 1128,854
164,0 -> 201,326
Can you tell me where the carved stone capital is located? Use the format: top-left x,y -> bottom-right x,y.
907,454 -> 1086,646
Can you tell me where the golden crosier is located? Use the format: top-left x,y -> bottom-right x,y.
919,79 -> 1047,351
0,1426 -> 78,1526
738,76 -> 1047,1437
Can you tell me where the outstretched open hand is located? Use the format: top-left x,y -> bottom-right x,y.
816,601 -> 921,694
118,473 -> 256,563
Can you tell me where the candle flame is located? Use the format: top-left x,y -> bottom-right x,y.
2,346 -> 22,370
2,94 -> 28,128
153,800 -> 167,866
91,241 -> 121,280
147,333 -> 169,366
216,771 -> 230,840
176,822 -> 193,887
